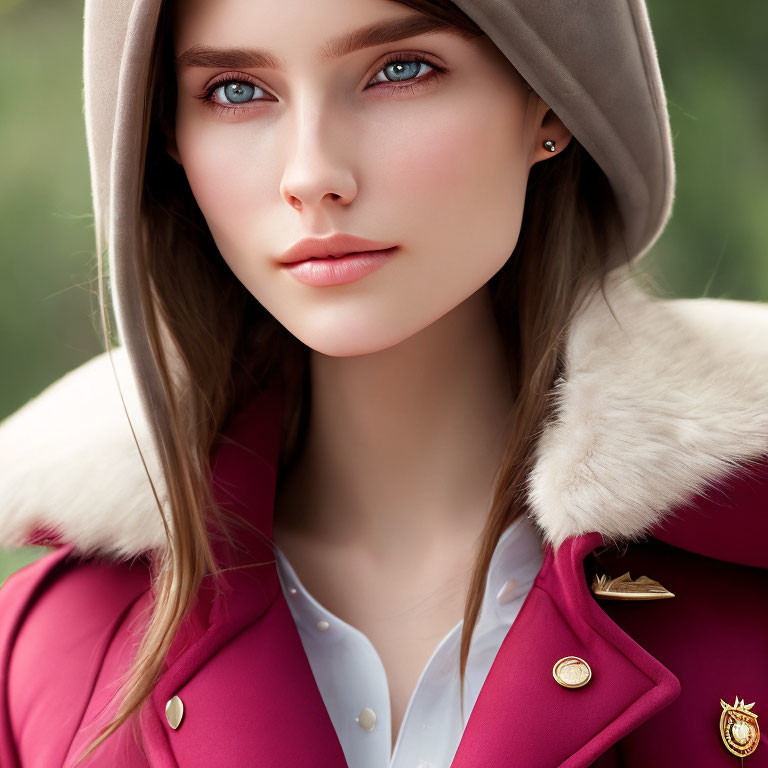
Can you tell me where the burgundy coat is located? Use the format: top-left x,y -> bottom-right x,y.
0,381 -> 766,767
1,279 -> 767,766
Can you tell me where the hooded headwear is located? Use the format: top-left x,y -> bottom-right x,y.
1,0 -> 767,562
83,0 -> 676,441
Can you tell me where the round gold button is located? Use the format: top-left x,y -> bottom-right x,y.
553,656 -> 592,688
165,695 -> 184,729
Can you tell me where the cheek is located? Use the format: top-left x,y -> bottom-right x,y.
381,107 -> 514,194
375,93 -> 530,272
174,119 -> 273,249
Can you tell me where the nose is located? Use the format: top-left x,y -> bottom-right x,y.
279,108 -> 358,213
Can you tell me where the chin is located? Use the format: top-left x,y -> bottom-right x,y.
300,335 -> 404,358
287,321 -> 417,358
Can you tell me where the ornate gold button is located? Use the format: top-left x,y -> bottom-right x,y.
591,571 -> 674,600
720,696 -> 760,758
553,656 -> 592,688
165,695 -> 184,730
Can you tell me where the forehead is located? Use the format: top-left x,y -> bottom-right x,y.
172,0 -> 480,70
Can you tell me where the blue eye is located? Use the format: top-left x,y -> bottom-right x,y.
370,57 -> 434,85
201,52 -> 446,115
210,80 -> 265,106
221,82 -> 258,103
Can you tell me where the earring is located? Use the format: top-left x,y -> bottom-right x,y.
543,139 -> 557,153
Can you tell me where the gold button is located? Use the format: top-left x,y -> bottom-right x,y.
165,695 -> 184,729
553,656 -> 592,688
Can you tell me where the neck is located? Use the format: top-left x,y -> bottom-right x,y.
274,284 -> 514,561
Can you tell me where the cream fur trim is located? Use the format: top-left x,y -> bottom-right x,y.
1,270 -> 767,558
527,269 -> 768,548
0,347 -> 167,559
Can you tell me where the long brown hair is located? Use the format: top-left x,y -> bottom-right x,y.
74,0 -> 624,762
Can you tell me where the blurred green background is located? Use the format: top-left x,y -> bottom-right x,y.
1,0 -> 767,583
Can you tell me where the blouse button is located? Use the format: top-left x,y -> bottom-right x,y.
317,619 -> 330,631
356,707 -> 377,731
288,587 -> 298,594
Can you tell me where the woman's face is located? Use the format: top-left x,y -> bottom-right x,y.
171,0 -> 571,356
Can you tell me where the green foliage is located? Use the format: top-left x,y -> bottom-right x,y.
0,0 -> 104,423
644,0 -> 768,300
0,546 -> 55,589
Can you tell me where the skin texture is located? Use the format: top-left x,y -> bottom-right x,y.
171,0 -> 572,749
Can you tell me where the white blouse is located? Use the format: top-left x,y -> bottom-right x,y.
273,513 -> 545,768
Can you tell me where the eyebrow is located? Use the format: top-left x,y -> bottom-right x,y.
175,14 -> 476,72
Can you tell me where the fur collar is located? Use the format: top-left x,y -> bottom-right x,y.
2,268 -> 767,560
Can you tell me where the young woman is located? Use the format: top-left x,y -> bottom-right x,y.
0,0 -> 766,766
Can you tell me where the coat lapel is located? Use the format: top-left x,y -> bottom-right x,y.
139,590 -> 349,767
451,532 -> 681,767
137,378 -> 349,767
133,382 -> 680,767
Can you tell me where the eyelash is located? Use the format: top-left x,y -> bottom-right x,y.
198,52 -> 447,118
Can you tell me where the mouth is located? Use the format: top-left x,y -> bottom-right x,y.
302,249 -> 395,261
281,247 -> 398,286
279,234 -> 399,265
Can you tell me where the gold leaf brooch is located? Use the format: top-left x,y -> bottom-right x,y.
590,571 -> 675,600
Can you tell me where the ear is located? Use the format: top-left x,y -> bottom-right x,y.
529,103 -> 573,167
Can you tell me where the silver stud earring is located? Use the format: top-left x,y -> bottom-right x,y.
543,139 -> 556,153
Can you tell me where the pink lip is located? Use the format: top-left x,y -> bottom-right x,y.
283,248 -> 398,286
279,232 -> 398,264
